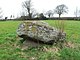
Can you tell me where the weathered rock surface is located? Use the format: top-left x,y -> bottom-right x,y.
17,21 -> 66,44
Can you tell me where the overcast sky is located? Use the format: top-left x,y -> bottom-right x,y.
0,0 -> 80,18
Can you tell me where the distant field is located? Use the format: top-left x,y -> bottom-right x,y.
0,20 -> 80,60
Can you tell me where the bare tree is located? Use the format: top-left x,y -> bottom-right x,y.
31,9 -> 38,18
10,15 -> 12,19
74,7 -> 78,17
46,10 -> 54,18
22,0 -> 32,19
54,4 -> 68,18
74,7 -> 80,18
74,8 -> 80,20
0,8 -> 3,18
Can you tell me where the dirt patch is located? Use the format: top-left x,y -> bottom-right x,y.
42,46 -> 60,53
64,41 -> 78,48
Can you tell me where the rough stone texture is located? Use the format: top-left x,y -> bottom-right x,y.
17,21 -> 66,44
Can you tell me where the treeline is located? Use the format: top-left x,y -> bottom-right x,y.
18,15 -> 80,20
1,17 -> 80,21
49,17 -> 80,20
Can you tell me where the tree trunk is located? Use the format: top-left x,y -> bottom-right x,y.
59,14 -> 61,19
29,12 -> 31,19
49,15 -> 50,18
27,8 -> 31,19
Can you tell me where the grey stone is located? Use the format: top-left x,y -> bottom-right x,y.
17,21 -> 66,44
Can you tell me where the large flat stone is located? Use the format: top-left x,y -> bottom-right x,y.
17,21 -> 66,44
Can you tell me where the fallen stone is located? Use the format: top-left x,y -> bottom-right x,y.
17,21 -> 66,44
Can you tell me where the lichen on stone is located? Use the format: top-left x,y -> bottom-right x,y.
17,21 -> 66,44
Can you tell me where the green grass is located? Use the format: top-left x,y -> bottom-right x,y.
45,20 -> 80,42
0,20 -> 80,60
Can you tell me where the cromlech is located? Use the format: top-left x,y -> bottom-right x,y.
17,21 -> 66,45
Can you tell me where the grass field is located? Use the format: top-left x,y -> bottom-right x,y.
0,20 -> 80,60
